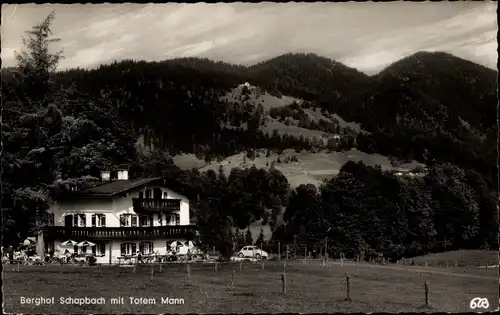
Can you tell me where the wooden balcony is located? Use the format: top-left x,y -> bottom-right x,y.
44,225 -> 196,241
132,198 -> 181,213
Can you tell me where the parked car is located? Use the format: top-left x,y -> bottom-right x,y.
237,246 -> 268,259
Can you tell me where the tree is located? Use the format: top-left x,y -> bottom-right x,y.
255,228 -> 265,246
14,11 -> 62,108
2,12 -> 137,249
245,229 -> 253,245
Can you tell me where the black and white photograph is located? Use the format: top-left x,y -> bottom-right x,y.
1,2 -> 498,313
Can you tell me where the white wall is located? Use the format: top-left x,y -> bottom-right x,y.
48,184 -> 191,227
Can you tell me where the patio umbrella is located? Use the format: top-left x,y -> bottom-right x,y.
61,240 -> 78,246
170,241 -> 181,248
23,238 -> 36,246
77,241 -> 96,247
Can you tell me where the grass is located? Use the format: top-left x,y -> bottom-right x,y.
411,250 -> 499,267
3,260 -> 497,313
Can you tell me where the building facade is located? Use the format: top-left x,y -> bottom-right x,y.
43,171 -> 196,264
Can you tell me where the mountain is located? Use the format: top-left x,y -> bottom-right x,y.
3,51 -> 495,187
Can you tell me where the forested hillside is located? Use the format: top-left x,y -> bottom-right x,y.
2,13 -> 497,259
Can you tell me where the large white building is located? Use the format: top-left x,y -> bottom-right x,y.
42,170 -> 196,264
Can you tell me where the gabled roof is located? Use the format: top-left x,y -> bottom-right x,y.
59,176 -> 194,200
77,177 -> 162,197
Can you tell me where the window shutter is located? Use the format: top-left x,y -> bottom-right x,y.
74,245 -> 78,253
92,246 -> 96,254
132,243 -> 137,254
139,243 -> 144,254
101,215 -> 106,227
91,214 -> 96,227
73,215 -> 78,226
120,215 -> 125,227
120,244 -> 126,256
131,215 -> 137,227
80,214 -> 86,227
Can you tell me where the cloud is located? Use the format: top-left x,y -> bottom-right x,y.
1,2 -> 497,74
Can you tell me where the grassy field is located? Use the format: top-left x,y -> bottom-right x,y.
3,260 -> 497,313
411,250 -> 499,267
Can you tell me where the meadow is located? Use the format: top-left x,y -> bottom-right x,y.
3,258 -> 497,313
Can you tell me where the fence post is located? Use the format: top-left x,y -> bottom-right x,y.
341,253 -> 344,267
17,262 -> 20,272
346,273 -> 352,301
424,281 -> 429,306
286,245 -> 289,260
446,260 -> 448,268
187,262 -> 191,285
159,261 -> 162,273
239,260 -> 242,271
304,246 -> 307,264
278,242 -> 281,261
486,263 -> 488,273
98,263 -> 101,275
454,260 -> 458,268
261,261 -> 264,270
214,262 -> 218,272
133,263 -> 136,274
425,261 -> 428,267
281,273 -> 286,295
231,269 -> 235,290
150,266 -> 154,280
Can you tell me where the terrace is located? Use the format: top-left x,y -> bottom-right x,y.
44,225 -> 196,241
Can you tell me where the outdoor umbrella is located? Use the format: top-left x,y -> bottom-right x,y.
61,240 -> 78,246
170,241 -> 181,249
23,238 -> 36,246
77,241 -> 96,247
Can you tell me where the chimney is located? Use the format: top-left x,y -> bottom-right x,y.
117,169 -> 129,180
101,171 -> 111,181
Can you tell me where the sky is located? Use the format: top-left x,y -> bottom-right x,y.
1,2 -> 497,74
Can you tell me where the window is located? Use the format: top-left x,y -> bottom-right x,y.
120,243 -> 136,256
139,191 -> 144,199
140,215 -> 150,227
92,244 -> 106,257
175,213 -> 180,225
145,189 -> 152,198
120,214 -> 138,227
71,214 -> 86,227
139,242 -> 154,255
119,214 -> 129,227
158,214 -> 162,225
169,214 -> 175,225
163,192 -> 168,199
91,214 -> 106,227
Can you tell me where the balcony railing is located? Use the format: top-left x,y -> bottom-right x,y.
44,225 -> 196,240
132,198 -> 181,213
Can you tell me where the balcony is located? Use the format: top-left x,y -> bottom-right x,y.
132,198 -> 181,213
44,225 -> 196,241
